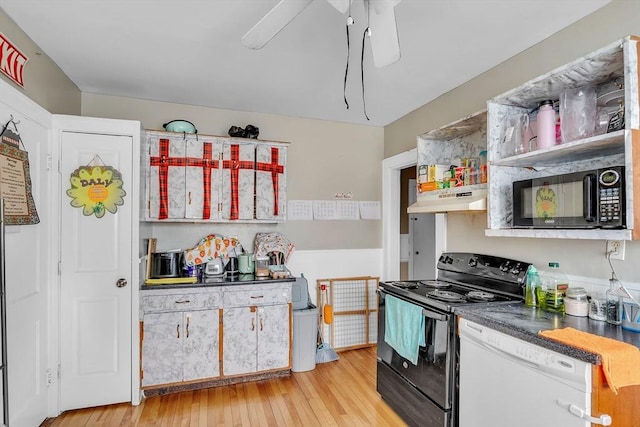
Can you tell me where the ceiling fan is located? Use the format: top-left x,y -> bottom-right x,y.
241,0 -> 402,68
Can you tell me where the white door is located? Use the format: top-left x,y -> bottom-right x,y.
59,131 -> 133,410
0,80 -> 51,427
408,179 -> 437,279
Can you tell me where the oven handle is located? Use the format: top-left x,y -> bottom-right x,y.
422,308 -> 449,322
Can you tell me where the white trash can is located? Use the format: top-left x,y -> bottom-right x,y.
292,304 -> 318,372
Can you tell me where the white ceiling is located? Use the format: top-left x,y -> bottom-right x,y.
2,0 -> 611,126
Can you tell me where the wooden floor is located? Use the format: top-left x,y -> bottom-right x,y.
42,347 -> 407,426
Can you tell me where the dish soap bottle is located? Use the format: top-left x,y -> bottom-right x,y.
542,262 -> 568,313
524,265 -> 540,307
606,274 -> 623,325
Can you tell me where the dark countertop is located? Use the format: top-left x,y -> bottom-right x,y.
141,274 -> 295,291
455,302 -> 640,365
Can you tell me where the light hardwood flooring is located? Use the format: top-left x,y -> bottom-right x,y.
42,346 -> 407,426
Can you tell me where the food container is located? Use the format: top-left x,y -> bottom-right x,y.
255,255 -> 270,277
565,287 -> 589,317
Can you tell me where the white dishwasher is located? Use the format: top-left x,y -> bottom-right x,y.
458,318 -> 612,427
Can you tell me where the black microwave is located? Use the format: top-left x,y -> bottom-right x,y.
512,166 -> 625,229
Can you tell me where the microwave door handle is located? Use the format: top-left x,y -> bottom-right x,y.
583,174 -> 597,222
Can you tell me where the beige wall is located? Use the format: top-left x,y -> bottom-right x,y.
385,0 -> 640,284
0,8 -> 80,114
81,93 -> 384,251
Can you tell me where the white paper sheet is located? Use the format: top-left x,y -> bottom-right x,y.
359,201 -> 381,220
287,200 -> 313,220
336,200 -> 360,220
313,200 -> 337,220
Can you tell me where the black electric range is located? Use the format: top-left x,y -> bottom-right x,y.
377,252 -> 532,427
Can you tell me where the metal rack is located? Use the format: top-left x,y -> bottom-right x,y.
317,276 -> 379,352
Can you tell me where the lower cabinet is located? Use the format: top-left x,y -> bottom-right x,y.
140,282 -> 292,390
592,364 -> 640,427
142,309 -> 219,387
222,303 -> 290,376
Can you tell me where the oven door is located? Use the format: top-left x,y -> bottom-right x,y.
377,289 -> 455,410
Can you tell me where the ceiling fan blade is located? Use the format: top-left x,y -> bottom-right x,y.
368,0 -> 401,67
242,0 -> 314,49
327,0 -> 350,14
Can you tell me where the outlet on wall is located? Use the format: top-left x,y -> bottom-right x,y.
606,240 -> 625,260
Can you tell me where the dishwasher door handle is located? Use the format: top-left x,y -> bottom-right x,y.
556,399 -> 612,426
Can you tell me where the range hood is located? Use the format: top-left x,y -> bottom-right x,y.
408,188 -> 487,214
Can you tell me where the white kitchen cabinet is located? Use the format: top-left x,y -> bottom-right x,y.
145,130 -> 288,222
141,311 -> 184,386
141,309 -> 220,387
140,290 -> 221,387
222,286 -> 291,376
486,35 -> 640,240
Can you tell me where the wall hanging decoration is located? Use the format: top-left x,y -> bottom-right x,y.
0,32 -> 28,88
66,155 -> 126,218
0,116 -> 39,225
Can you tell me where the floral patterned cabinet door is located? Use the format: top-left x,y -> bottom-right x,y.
255,143 -> 287,221
147,132 -> 187,219
220,140 -> 256,220
184,136 -> 223,220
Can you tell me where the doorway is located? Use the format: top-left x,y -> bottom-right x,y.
382,149 -> 446,281
408,179 -> 437,280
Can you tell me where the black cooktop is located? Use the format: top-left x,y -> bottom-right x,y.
380,279 -> 518,311
380,252 -> 531,312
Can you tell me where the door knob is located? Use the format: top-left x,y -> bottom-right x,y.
116,278 -> 128,288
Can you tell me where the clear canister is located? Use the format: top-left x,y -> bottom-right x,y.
255,255 -> 270,277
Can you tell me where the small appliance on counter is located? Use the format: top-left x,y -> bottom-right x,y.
151,250 -> 182,278
225,256 -> 239,277
204,258 -> 224,277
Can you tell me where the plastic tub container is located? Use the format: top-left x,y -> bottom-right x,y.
565,287 -> 589,317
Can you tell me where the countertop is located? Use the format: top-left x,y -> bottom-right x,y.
141,274 -> 295,291
455,302 -> 640,365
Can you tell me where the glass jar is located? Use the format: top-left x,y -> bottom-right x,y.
255,255 -> 270,277
606,277 -> 623,325
589,292 -> 607,321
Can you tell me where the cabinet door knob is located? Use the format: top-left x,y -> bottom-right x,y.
116,278 -> 127,288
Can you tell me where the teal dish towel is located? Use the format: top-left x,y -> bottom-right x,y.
384,295 -> 425,365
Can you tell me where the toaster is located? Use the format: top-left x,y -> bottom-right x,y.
204,258 -> 224,276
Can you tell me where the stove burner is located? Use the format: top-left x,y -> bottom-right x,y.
466,291 -> 496,302
427,289 -> 465,302
390,281 -> 419,289
420,280 -> 451,289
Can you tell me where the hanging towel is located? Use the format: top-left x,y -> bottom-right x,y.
539,327 -> 640,394
384,295 -> 425,365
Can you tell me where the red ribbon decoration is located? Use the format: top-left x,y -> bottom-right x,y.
150,139 -> 219,219
222,144 -> 255,220
185,142 -> 218,219
256,147 -> 284,216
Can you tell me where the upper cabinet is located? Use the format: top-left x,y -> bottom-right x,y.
486,36 -> 640,240
408,111 -> 488,214
145,130 -> 288,223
